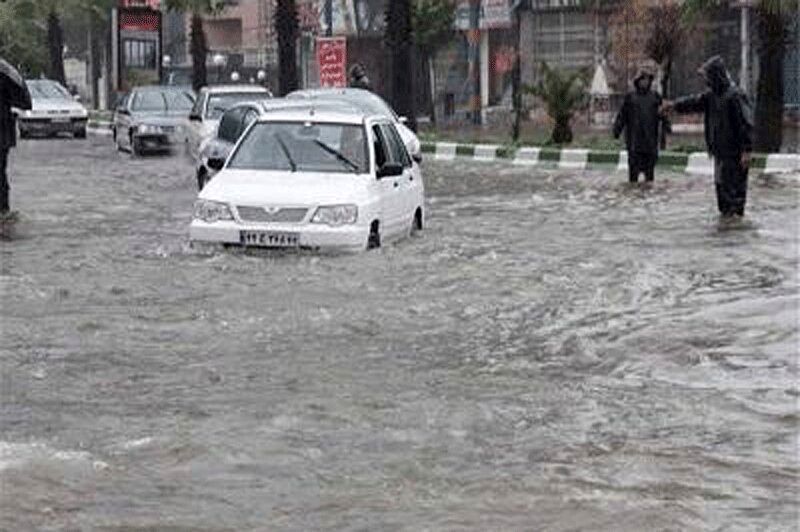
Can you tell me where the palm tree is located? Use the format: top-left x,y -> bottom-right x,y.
524,62 -> 587,145
275,0 -> 298,96
163,0 -> 222,92
385,0 -> 416,131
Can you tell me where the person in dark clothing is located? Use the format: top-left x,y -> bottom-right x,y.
664,55 -> 753,218
1,83 -> 27,216
613,64 -> 667,183
349,63 -> 372,91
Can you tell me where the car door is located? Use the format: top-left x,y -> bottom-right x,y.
380,122 -> 417,229
116,92 -> 133,149
370,122 -> 406,238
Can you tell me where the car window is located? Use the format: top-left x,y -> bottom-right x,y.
228,121 -> 368,174
239,109 -> 260,138
116,93 -> 130,111
27,80 -> 71,99
206,93 -> 268,119
371,125 -> 389,169
132,91 -> 166,111
164,90 -> 194,110
191,92 -> 206,117
380,123 -> 411,168
218,108 -> 244,143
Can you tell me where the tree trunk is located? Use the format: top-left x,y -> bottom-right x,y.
660,58 -> 671,150
753,9 -> 785,153
428,52 -> 437,125
47,10 -> 66,85
190,13 -> 208,93
385,0 -> 416,131
276,0 -> 299,96
512,7 -> 522,142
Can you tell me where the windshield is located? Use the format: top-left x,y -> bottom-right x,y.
27,80 -> 72,100
132,90 -> 194,112
206,93 -> 268,119
228,121 -> 368,174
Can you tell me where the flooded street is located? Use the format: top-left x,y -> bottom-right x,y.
1,137 -> 798,531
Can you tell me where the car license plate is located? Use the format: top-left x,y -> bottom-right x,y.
240,231 -> 299,248
52,118 -> 70,124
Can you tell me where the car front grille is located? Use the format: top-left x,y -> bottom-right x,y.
236,206 -> 308,224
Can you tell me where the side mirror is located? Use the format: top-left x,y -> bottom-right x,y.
189,113 -> 202,122
398,116 -> 408,124
73,94 -> 82,102
377,162 -> 403,178
412,153 -> 423,164
207,157 -> 225,171
117,108 -> 129,116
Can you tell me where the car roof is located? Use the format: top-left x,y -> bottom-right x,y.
255,107 -> 374,125
290,88 -> 371,98
224,99 -> 361,116
203,84 -> 271,95
132,85 -> 193,93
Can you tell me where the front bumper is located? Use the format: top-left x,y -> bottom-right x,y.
19,117 -> 87,135
189,220 -> 369,252
134,133 -> 181,152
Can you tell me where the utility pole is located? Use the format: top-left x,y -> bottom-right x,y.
740,3 -> 750,94
469,0 -> 481,125
512,0 -> 522,141
325,0 -> 333,37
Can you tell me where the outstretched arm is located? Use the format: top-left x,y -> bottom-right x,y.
670,92 -> 707,114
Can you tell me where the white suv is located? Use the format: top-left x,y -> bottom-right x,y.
190,108 -> 425,252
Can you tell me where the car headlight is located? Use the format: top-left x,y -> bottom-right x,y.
193,199 -> 233,223
311,205 -> 358,226
138,124 -> 163,134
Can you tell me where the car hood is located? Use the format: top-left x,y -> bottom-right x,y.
31,98 -> 86,113
200,169 -> 371,206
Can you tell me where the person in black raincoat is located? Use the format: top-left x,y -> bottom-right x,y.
349,63 -> 372,91
613,64 -> 667,183
664,55 -> 753,218
1,60 -> 32,217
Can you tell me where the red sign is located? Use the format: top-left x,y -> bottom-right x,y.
120,11 -> 160,32
316,37 -> 347,88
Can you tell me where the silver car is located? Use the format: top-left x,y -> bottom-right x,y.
287,88 -> 422,162
113,86 -> 195,156
17,79 -> 88,138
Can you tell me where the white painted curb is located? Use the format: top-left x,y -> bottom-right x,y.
765,154 -> 800,174
435,142 -> 457,161
514,147 -> 540,166
559,149 -> 589,170
617,150 -> 629,171
686,152 -> 714,175
474,144 -> 499,162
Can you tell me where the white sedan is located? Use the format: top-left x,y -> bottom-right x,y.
189,108 -> 425,252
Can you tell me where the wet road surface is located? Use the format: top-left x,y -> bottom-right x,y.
1,136 -> 798,531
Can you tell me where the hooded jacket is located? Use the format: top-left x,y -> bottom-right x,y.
613,67 -> 664,155
673,56 -> 753,158
0,84 -> 18,150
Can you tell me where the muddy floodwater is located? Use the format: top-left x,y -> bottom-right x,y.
1,138 -> 798,531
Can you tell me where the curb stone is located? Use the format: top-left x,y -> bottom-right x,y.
420,142 -> 799,176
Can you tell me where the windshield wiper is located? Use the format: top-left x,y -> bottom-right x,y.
274,133 -> 297,172
313,140 -> 360,173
